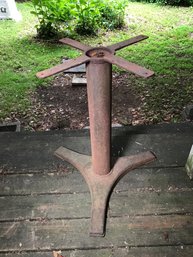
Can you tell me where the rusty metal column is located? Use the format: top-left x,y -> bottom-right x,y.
36,36 -> 156,236
86,60 -> 112,175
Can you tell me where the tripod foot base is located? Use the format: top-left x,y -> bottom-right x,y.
54,147 -> 156,236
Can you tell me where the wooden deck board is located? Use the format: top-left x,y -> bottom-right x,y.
1,124 -> 193,256
1,188 -> 193,222
1,245 -> 193,257
1,129 -> 193,172
1,215 -> 193,251
1,167 -> 193,196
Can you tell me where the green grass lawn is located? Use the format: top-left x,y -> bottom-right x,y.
0,2 -> 79,118
0,1 -> 193,123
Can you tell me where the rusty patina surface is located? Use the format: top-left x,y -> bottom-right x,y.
37,36 -> 156,236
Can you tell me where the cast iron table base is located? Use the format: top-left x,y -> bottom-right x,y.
37,35 -> 156,236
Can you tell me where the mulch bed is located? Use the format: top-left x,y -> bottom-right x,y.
14,72 -> 148,131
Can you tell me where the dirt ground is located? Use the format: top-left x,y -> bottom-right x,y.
17,71 -> 148,131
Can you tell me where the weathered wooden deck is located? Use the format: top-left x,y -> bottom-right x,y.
1,123 -> 193,257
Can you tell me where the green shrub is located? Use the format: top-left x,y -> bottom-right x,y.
156,0 -> 193,6
100,0 -> 128,30
132,0 -> 193,6
74,0 -> 128,35
74,0 -> 101,35
31,0 -> 74,38
31,0 -> 128,38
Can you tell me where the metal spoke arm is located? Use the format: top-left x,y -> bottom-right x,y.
108,35 -> 148,52
104,54 -> 154,78
36,55 -> 89,78
59,38 -> 91,52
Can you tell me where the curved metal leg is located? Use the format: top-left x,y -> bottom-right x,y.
54,147 -> 156,236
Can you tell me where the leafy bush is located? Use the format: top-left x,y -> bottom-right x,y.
132,0 -> 193,6
100,0 -> 128,30
31,0 -> 74,38
32,0 -> 128,38
155,0 -> 193,6
74,0 -> 101,35
74,0 -> 128,35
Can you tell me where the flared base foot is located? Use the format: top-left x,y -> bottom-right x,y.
55,147 -> 156,236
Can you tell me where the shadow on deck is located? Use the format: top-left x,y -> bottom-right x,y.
0,123 -> 193,257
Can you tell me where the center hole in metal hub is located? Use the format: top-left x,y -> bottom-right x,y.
86,47 -> 112,58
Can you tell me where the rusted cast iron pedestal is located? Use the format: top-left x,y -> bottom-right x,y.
37,35 -> 156,237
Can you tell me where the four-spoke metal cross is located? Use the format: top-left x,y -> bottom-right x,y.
37,35 -> 156,237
